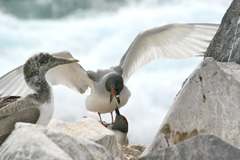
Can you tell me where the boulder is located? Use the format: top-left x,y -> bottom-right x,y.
0,124 -> 72,160
49,118 -> 122,159
0,118 -> 123,160
141,0 -> 240,158
143,58 -> 240,155
140,135 -> 240,160
205,0 -> 240,63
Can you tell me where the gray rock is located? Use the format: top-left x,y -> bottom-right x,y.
111,130 -> 128,146
140,135 -> 240,160
142,1 -> 240,157
44,129 -> 113,160
122,145 -> 145,160
205,0 -> 240,63
49,118 -> 123,159
146,59 -> 240,150
0,119 -> 122,160
0,124 -> 72,160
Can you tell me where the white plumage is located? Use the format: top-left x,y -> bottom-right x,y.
120,23 -> 218,80
37,101 -> 54,125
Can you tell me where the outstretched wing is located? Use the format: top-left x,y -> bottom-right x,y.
120,23 -> 219,80
0,51 -> 93,97
46,51 -> 93,93
0,66 -> 34,97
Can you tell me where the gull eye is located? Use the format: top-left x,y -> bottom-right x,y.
116,79 -> 123,90
105,79 -> 111,91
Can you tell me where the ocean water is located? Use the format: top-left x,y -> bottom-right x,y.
0,0 -> 232,144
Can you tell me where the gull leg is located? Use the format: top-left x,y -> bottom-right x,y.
98,112 -> 103,123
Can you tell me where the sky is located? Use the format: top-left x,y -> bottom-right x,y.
0,0 -> 232,145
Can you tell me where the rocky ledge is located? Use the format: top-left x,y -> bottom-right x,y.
0,118 -> 145,160
140,57 -> 240,159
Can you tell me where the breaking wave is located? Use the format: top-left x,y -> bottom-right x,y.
0,0 -> 230,19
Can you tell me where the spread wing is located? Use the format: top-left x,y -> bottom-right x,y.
0,66 -> 34,97
120,23 -> 219,80
0,51 -> 93,97
46,51 -> 93,93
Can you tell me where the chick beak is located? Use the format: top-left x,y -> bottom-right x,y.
53,56 -> 79,66
110,87 -> 120,105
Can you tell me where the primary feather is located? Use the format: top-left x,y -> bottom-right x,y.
0,66 -> 34,97
120,23 -> 219,80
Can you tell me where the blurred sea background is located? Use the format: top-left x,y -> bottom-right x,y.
0,0 -> 232,145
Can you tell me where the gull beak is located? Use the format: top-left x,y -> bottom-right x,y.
116,95 -> 120,104
110,87 -> 120,105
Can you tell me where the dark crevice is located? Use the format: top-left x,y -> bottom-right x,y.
203,94 -> 206,103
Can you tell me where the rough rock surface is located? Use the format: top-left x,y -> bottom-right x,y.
122,145 -> 145,160
0,124 -> 73,160
141,1 -> 240,158
0,118 -> 123,160
143,58 -> 240,154
140,135 -> 240,160
111,130 -> 129,146
205,0 -> 240,63
49,118 -> 122,159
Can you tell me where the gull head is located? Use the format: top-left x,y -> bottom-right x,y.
105,74 -> 124,105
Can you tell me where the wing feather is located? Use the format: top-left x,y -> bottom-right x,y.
0,66 -> 34,97
46,52 -> 93,93
120,23 -> 219,80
